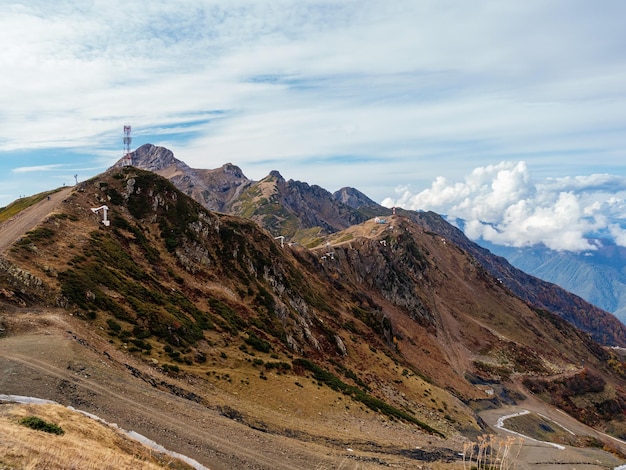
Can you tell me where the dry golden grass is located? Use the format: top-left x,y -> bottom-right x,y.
0,403 -> 194,470
461,434 -> 523,470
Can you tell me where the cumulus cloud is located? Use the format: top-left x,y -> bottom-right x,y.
383,161 -> 626,252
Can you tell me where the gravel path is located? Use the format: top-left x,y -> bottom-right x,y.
0,187 -> 73,253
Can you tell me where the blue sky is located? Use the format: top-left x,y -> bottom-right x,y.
2,1 -> 626,251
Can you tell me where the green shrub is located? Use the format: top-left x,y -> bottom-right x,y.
16,227 -> 55,246
130,338 -> 151,350
244,331 -> 271,353
19,416 -> 64,435
106,318 -> 122,332
208,298 -> 245,334
105,188 -> 123,205
162,363 -> 179,373
264,361 -> 291,372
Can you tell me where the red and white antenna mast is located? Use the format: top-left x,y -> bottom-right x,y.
122,124 -> 132,166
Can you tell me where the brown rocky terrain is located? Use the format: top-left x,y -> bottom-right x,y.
0,165 -> 625,468
126,144 -> 626,348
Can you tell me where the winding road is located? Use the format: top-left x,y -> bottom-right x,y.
479,403 -> 626,469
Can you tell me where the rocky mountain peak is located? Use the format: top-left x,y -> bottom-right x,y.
128,144 -> 188,173
221,163 -> 245,178
267,170 -> 285,182
334,186 -> 380,210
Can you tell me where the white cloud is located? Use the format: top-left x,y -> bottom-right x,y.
383,161 -> 626,252
1,1 -> 626,205
12,164 -> 66,173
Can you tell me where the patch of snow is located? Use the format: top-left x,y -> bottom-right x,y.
0,394 -> 56,405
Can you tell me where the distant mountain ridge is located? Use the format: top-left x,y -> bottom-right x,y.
125,143 -> 389,242
481,239 -> 626,324
119,144 -> 626,346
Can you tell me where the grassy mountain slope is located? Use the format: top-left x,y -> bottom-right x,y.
0,402 -> 194,469
408,210 -> 626,347
3,168 -> 473,435
125,145 -> 625,348
229,170 -> 374,243
2,166 -> 626,466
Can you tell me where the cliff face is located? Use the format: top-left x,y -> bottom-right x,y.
124,144 -> 185,173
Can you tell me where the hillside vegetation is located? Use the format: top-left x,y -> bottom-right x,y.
1,165 -> 625,467
130,143 -> 626,348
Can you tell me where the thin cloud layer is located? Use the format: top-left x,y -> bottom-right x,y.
12,164 -> 66,174
1,1 -> 626,205
383,162 -> 626,252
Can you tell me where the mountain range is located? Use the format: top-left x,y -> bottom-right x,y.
127,144 -> 626,347
0,144 -> 625,468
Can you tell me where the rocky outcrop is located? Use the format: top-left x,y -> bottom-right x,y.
333,186 -> 381,210
126,144 -> 185,172
0,257 -> 49,305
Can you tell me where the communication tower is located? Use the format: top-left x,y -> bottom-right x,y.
122,124 -> 132,166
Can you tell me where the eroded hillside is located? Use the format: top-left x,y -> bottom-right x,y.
1,166 -> 626,467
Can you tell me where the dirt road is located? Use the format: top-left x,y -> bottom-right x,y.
0,312 -> 422,469
0,187 -> 73,254
479,402 -> 626,469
